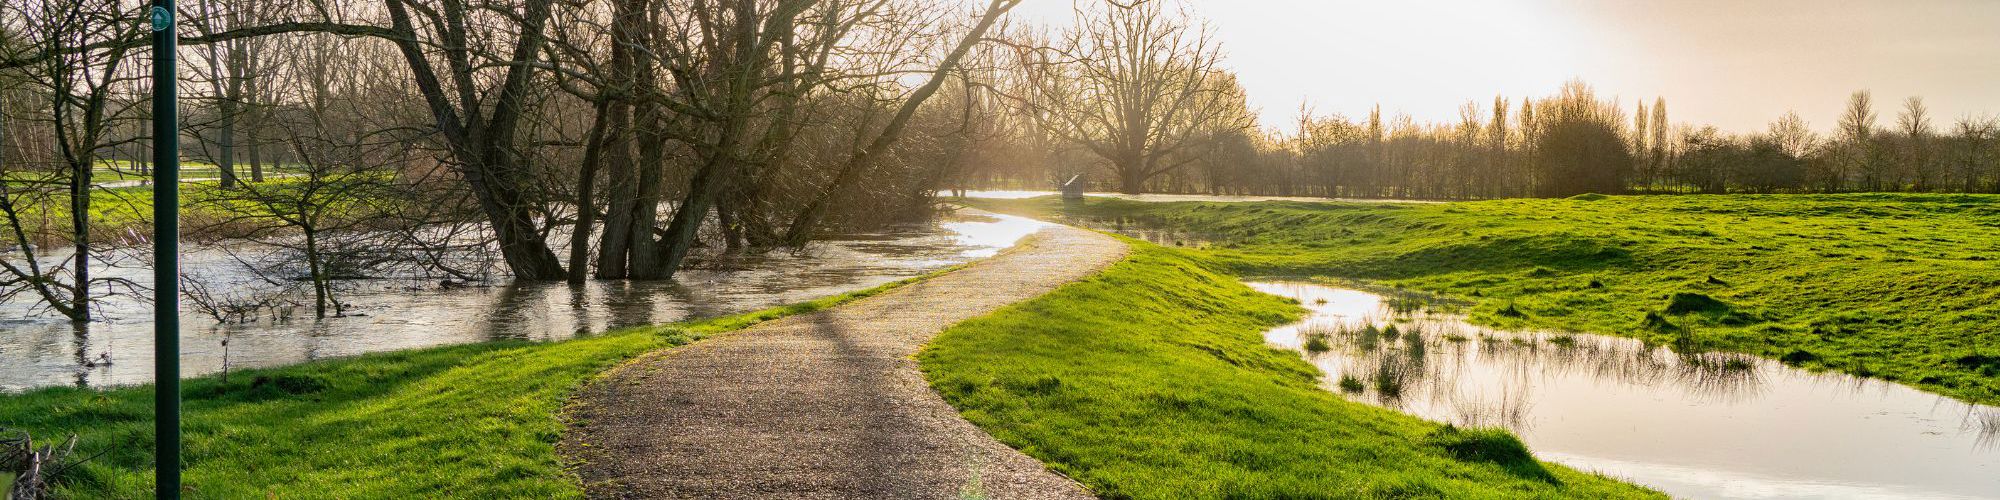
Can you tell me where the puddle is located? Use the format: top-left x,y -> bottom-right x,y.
1251,281 -> 2000,500
0,213 -> 1050,391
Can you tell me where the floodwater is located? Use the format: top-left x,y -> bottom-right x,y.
951,190 -> 1441,204
1251,281 -> 2000,500
0,213 -> 1049,392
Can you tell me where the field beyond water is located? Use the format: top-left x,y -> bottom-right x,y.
2,174 -> 378,247
0,279 -> 918,498
969,193 -> 2000,405
920,242 -> 1660,497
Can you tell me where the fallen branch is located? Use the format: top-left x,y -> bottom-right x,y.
0,429 -> 78,500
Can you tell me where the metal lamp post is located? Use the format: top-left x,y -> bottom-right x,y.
148,1 -> 180,498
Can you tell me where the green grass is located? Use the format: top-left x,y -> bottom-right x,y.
0,276 -> 924,499
2,161 -> 241,183
919,242 -> 1659,498
969,193 -> 2000,405
2,175 -> 364,246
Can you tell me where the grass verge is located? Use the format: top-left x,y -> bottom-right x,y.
0,276 -> 925,498
919,241 -> 1660,498
968,194 -> 2000,405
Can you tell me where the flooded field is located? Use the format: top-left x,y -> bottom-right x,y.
1251,281 -> 2000,500
0,213 -> 1049,391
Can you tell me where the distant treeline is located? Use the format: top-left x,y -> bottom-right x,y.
958,81 -> 2000,199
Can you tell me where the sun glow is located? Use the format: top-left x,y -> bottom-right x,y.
1001,0 -> 2000,133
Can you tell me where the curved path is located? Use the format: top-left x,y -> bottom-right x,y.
563,217 -> 1125,499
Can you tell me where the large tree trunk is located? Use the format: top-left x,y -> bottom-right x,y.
625,107 -> 669,278
464,158 -> 567,279
655,121 -> 745,278
217,92 -> 238,188
592,0 -> 648,279
245,53 -> 263,182
567,99 -> 614,283
593,99 -> 636,279
1117,160 -> 1147,194
382,0 -> 566,280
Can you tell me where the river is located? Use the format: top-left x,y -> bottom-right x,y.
0,212 -> 1049,391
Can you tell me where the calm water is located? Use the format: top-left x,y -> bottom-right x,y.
1251,281 -> 2000,500
0,213 -> 1049,391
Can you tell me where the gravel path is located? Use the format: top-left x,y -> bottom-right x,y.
563,217 -> 1126,499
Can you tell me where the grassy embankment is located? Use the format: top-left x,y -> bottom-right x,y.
0,277 -> 924,498
920,241 -> 1660,498
969,194 -> 2000,405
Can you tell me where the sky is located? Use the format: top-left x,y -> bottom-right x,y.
997,0 -> 2000,135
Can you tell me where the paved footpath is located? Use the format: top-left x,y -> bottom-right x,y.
564,217 -> 1126,499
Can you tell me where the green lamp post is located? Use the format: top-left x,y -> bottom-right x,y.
148,1 -> 180,498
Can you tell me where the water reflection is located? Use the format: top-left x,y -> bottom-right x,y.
1253,281 -> 2000,500
0,212 -> 1049,391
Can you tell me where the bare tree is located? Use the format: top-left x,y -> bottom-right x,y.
1897,96 -> 1935,191
1767,111 -> 1818,159
1024,0 -> 1250,194
190,32 -> 401,318
1838,90 -> 1880,191
378,0 -> 568,280
0,0 -> 145,321
1947,116 -> 1999,193
778,0 -> 1020,246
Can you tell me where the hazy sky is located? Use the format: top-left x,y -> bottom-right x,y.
1000,0 -> 2000,134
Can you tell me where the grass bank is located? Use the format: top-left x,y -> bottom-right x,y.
969,193 -> 2000,405
0,278 -> 921,498
919,242 -> 1660,498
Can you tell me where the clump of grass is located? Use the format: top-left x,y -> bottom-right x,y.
1496,302 -> 1526,318
1443,333 -> 1470,343
1954,354 -> 2000,375
1303,333 -> 1332,354
1641,311 -> 1678,332
1337,375 -> 1366,393
1382,324 -> 1402,342
1423,426 -> 1558,483
1357,324 -> 1383,350
1669,327 -> 1706,354
1664,292 -> 1729,315
1372,362 -> 1406,398
1779,349 -> 1822,365
1547,335 -> 1577,347
1404,331 -> 1428,359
